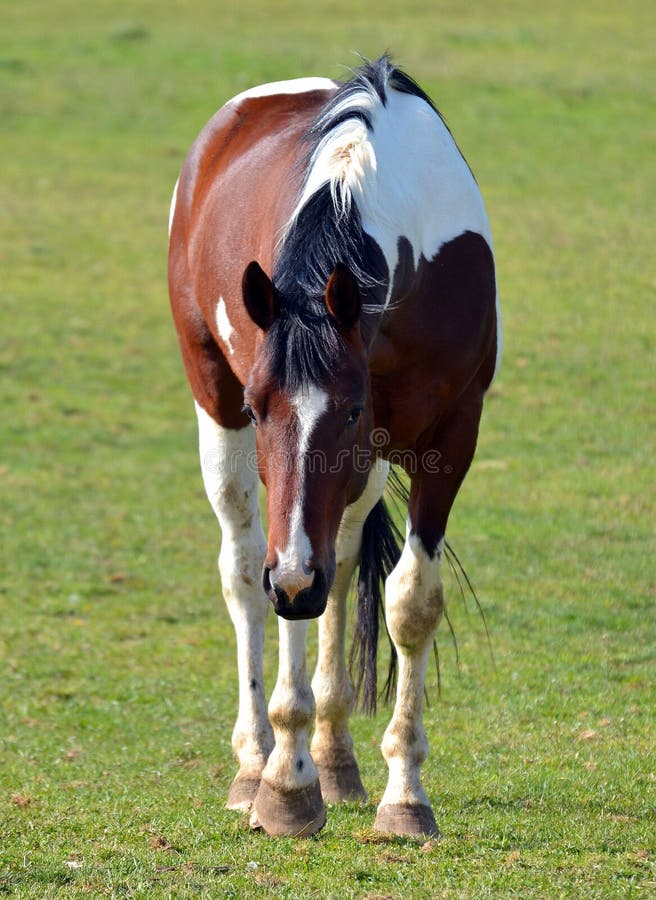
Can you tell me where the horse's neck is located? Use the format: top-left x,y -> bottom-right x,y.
367,328 -> 400,376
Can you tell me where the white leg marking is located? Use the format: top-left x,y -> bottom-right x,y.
272,383 -> 328,598
215,296 -> 235,355
311,461 -> 390,782
195,401 -> 272,802
379,531 -> 444,809
260,619 -> 317,793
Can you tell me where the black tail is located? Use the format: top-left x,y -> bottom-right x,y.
349,497 -> 402,715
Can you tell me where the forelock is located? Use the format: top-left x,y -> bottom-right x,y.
264,309 -> 344,392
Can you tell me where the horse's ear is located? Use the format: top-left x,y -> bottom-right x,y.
325,263 -> 361,331
242,261 -> 279,331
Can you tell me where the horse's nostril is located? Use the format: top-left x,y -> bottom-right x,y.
262,566 -> 272,593
302,560 -> 314,577
312,566 -> 326,592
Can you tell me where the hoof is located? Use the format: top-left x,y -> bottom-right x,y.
226,774 -> 260,812
252,778 -> 326,837
374,803 -> 440,838
317,763 -> 367,803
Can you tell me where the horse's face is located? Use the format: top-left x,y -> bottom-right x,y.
242,261 -> 372,620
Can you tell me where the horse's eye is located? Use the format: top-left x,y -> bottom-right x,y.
242,404 -> 257,426
345,405 -> 363,427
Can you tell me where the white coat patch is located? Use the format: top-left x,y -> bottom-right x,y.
216,296 -> 235,355
228,77 -> 336,109
168,178 -> 179,238
283,80 -> 497,318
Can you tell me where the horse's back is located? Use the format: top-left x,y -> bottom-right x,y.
168,80 -> 337,376
175,82 -> 337,265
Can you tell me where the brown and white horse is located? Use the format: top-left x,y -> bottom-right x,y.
168,56 -> 501,838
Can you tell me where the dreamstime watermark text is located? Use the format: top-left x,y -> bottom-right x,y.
202,427 -> 454,476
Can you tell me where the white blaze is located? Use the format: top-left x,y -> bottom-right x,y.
274,383 -> 328,594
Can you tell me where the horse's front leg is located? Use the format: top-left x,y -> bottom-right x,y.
375,395 -> 483,836
251,619 -> 326,836
196,403 -> 273,812
311,459 -> 389,802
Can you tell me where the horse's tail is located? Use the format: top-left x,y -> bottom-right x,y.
349,496 -> 403,715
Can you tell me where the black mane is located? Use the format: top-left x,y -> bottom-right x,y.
269,55 -> 439,390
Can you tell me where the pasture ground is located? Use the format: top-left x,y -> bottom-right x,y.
1,1 -> 654,896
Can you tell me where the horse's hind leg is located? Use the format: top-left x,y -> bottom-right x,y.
196,402 -> 273,811
375,392 -> 484,837
311,459 -> 390,803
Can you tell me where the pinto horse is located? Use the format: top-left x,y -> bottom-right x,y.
168,55 -> 500,838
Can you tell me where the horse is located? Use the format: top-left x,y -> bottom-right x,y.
168,55 -> 501,838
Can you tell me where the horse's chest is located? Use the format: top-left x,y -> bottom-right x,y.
371,369 -> 450,452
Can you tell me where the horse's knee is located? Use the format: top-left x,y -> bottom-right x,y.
385,534 -> 443,650
313,676 -> 355,725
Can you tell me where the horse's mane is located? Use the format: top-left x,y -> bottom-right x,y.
268,54 -> 437,391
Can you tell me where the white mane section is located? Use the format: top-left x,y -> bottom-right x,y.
287,86 -> 380,225
285,79 -> 495,313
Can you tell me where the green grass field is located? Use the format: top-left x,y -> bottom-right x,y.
1,1 -> 654,896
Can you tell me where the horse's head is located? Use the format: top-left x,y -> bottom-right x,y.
242,260 -> 373,620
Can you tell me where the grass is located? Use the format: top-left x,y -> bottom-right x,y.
1,0 -> 655,896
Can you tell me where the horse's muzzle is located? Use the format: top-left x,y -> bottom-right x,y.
263,565 -> 330,620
